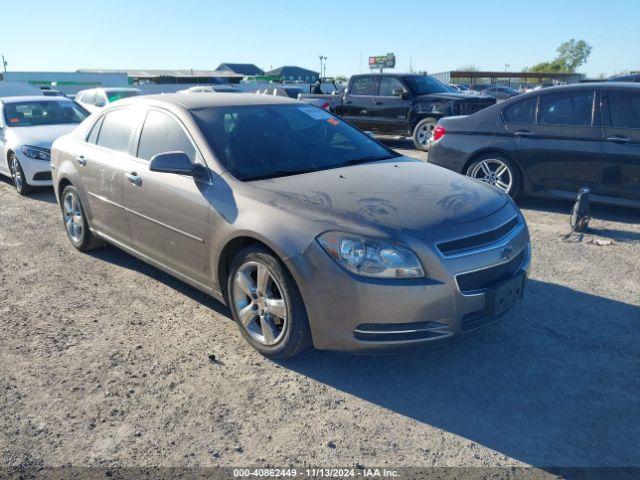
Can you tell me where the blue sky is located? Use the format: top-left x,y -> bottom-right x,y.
2,0 -> 638,77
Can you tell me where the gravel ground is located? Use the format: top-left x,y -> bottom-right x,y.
1,144 -> 639,470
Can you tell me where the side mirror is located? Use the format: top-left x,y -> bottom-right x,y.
393,89 -> 408,99
149,151 -> 194,175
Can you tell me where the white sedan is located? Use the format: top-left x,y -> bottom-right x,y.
0,96 -> 89,195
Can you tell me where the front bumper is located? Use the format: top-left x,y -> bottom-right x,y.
16,151 -> 53,186
287,207 -> 531,352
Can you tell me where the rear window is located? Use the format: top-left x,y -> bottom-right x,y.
106,90 -> 139,102
539,91 -> 594,126
3,100 -> 88,126
503,97 -> 537,123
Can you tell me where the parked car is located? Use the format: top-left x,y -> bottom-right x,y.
300,73 -> 496,151
75,87 -> 141,112
258,86 -> 305,99
481,86 -> 520,101
0,96 -> 89,194
609,73 -> 640,83
51,93 -> 530,358
428,83 -> 640,208
177,85 -> 239,94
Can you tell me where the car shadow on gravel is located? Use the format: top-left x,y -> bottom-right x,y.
519,196 -> 640,225
88,245 -> 231,317
0,178 -> 57,204
282,279 -> 640,468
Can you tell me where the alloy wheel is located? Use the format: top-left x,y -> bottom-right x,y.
232,261 -> 288,346
467,158 -> 513,194
63,191 -> 84,244
10,155 -> 23,192
417,123 -> 435,146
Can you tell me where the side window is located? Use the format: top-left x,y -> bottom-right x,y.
539,91 -> 594,126
137,110 -> 196,162
86,115 -> 104,144
379,77 -> 405,97
350,76 -> 380,96
96,109 -> 137,152
503,97 -> 538,123
608,91 -> 640,129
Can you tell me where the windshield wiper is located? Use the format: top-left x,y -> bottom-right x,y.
343,155 -> 395,167
245,167 -> 320,181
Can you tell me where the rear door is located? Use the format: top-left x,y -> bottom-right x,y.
74,107 -> 142,246
371,76 -> 412,135
601,88 -> 640,201
505,89 -> 603,194
342,76 -> 380,131
122,108 -> 212,286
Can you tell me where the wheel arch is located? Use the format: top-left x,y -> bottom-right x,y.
216,235 -> 291,302
57,177 -> 73,204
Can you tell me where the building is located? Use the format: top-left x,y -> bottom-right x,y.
266,66 -> 320,83
215,63 -> 264,76
2,71 -> 128,94
78,69 -> 243,85
431,70 -> 585,88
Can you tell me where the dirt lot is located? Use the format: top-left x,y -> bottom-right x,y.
1,144 -> 639,470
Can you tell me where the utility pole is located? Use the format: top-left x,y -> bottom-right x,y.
1,55 -> 7,75
505,63 -> 511,86
318,55 -> 327,80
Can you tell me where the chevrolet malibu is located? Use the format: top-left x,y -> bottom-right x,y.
0,96 -> 89,194
51,94 -> 531,359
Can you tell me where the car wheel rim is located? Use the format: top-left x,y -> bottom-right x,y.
232,261 -> 288,346
63,191 -> 84,243
417,123 -> 434,146
467,159 -> 513,194
11,156 -> 23,191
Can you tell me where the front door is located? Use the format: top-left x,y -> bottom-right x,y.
342,76 -> 380,131
122,108 -> 212,286
372,76 -> 412,135
506,89 -> 603,195
600,89 -> 640,201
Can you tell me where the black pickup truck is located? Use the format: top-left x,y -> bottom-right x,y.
300,73 -> 496,151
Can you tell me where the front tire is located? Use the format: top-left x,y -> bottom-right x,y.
412,118 -> 437,151
9,153 -> 31,195
60,185 -> 104,252
227,246 -> 312,359
465,153 -> 522,199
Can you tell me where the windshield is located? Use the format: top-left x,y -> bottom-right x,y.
106,90 -> 139,102
191,104 -> 398,181
3,100 -> 89,127
403,76 -> 454,95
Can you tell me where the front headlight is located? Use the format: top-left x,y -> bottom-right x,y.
21,145 -> 51,161
317,232 -> 425,278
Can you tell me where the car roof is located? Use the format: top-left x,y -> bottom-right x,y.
0,95 -> 73,104
114,92 -> 300,109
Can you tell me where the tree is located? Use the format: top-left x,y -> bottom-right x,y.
528,39 -> 592,73
556,39 -> 592,71
455,64 -> 481,72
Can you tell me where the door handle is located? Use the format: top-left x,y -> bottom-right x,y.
127,173 -> 142,187
606,136 -> 631,144
372,100 -> 383,105
345,100 -> 353,104
75,155 -> 87,166
514,130 -> 535,138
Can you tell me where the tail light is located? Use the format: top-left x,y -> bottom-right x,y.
321,101 -> 331,110
433,125 -> 446,142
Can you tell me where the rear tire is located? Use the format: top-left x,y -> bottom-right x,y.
9,153 -> 32,195
227,245 -> 312,359
412,118 -> 437,151
60,185 -> 104,252
465,153 -> 522,199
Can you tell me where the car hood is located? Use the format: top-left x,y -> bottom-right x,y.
8,124 -> 79,149
249,158 -> 508,237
